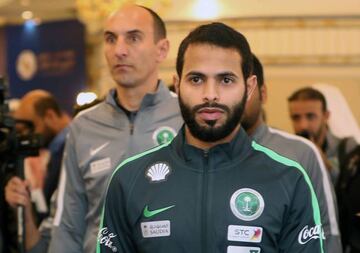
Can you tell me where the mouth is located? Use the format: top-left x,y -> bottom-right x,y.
197,107 -> 224,121
114,64 -> 133,71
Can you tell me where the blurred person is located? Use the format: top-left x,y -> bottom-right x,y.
288,87 -> 357,185
49,4 -> 182,253
242,55 -> 342,252
4,90 -> 70,252
98,22 -> 324,253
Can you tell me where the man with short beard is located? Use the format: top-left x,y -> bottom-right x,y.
242,55 -> 342,253
98,22 -> 324,253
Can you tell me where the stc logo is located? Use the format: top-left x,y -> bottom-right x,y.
298,225 -> 324,244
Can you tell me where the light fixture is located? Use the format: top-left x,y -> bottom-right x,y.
76,92 -> 98,106
193,0 -> 219,20
22,10 -> 33,20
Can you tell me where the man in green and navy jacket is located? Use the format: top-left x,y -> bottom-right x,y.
97,22 -> 325,253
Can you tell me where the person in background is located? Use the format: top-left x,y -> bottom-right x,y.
241,54 -> 342,253
288,87 -> 357,185
98,22 -> 324,253
4,90 -> 70,252
49,4 -> 182,253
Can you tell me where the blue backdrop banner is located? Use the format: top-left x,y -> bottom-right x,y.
6,19 -> 86,114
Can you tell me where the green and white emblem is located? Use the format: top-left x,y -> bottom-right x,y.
152,126 -> 176,145
230,188 -> 265,221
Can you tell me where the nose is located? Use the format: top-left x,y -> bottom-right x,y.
296,117 -> 310,132
202,81 -> 219,103
114,36 -> 129,58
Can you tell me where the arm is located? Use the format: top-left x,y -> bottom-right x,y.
49,129 -> 87,253
4,177 -> 41,251
279,175 -> 324,253
97,173 -> 136,253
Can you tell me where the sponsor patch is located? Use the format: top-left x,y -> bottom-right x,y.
141,220 -> 171,238
298,225 -> 324,244
227,225 -> 263,243
98,227 -> 118,252
90,157 -> 111,175
146,162 -> 171,182
227,246 -> 261,253
230,188 -> 265,221
152,126 -> 176,145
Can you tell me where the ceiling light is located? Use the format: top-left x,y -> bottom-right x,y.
22,10 -> 33,20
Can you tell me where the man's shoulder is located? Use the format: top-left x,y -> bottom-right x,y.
111,142 -> 173,180
263,127 -> 320,162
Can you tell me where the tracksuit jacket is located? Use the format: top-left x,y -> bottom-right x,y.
251,123 -> 341,253
97,127 -> 325,253
49,82 -> 183,253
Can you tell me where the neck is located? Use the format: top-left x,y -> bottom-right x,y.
245,116 -> 263,136
55,114 -> 70,133
116,74 -> 159,112
185,125 -> 241,150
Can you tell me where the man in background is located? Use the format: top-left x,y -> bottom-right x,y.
49,5 -> 182,253
288,87 -> 357,185
242,55 -> 342,252
4,90 -> 70,252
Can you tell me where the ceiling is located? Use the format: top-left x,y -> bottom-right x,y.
0,0 -> 360,26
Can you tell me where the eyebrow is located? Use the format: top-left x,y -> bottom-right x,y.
103,29 -> 144,38
185,71 -> 239,79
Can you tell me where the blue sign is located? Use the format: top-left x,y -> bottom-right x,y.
6,19 -> 86,114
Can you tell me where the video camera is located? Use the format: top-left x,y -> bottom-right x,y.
0,76 -> 42,162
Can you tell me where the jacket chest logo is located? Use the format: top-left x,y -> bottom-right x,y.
152,126 -> 176,145
230,188 -> 265,221
146,162 -> 171,182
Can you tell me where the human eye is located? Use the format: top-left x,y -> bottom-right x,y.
127,33 -> 141,43
222,76 -> 234,85
188,75 -> 203,85
104,34 -> 116,44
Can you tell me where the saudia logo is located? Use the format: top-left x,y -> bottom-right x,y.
298,225 -> 324,244
98,227 -> 118,252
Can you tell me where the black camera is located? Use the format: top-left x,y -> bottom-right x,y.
0,77 -> 42,160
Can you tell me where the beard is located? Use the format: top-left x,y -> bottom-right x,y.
178,92 -> 247,142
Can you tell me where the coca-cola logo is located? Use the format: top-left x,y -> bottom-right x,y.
98,227 -> 118,252
298,225 -> 323,244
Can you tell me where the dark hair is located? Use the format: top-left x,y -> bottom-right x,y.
176,22 -> 253,80
252,54 -> 264,88
34,96 -> 62,117
138,5 -> 166,42
288,87 -> 328,112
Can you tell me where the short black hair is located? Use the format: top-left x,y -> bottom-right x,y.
138,5 -> 166,41
288,87 -> 328,112
176,22 -> 253,80
252,54 -> 264,88
34,96 -> 62,117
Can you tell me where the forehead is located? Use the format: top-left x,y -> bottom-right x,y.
289,100 -> 323,114
182,44 -> 242,75
105,6 -> 154,36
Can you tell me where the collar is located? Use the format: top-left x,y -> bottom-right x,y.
171,125 -> 253,171
324,129 -> 341,156
105,80 -> 172,112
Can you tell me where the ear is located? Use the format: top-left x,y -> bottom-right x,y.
246,75 -> 257,101
43,109 -> 56,124
156,38 -> 170,63
324,110 -> 330,121
260,84 -> 268,104
173,74 -> 180,95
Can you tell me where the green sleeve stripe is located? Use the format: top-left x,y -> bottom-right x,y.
251,141 -> 324,253
96,141 -> 172,253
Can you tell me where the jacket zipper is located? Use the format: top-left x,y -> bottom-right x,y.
201,149 -> 209,253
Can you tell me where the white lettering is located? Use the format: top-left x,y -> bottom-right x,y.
298,225 -> 324,245
98,227 -> 118,252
